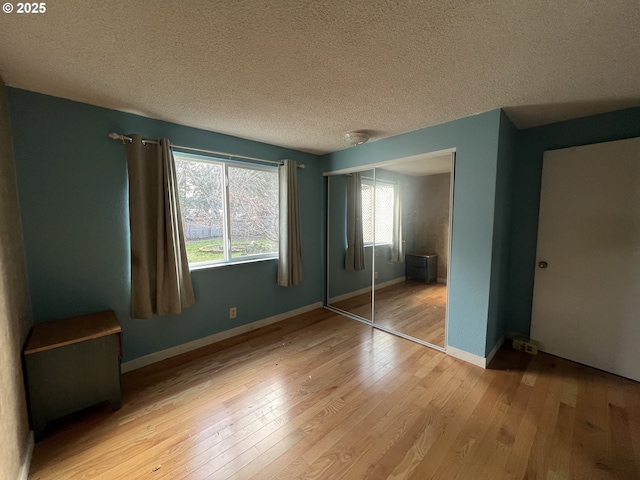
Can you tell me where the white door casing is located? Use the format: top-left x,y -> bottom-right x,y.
530,137 -> 640,382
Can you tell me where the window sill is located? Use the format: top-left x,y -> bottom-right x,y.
189,256 -> 277,272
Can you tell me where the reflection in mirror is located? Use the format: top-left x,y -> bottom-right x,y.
327,170 -> 374,322
373,155 -> 452,348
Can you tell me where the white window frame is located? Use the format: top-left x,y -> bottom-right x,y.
361,177 -> 395,247
174,152 -> 279,268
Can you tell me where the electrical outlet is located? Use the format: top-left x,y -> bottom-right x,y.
229,307 -> 237,319
374,271 -> 379,279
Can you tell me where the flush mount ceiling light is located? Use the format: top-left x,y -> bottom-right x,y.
344,131 -> 370,146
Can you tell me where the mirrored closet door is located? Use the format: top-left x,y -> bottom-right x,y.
326,170 -> 374,322
326,153 -> 454,350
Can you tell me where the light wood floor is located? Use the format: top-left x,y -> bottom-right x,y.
331,281 -> 446,346
329,291 -> 373,320
29,308 -> 640,479
375,281 -> 446,346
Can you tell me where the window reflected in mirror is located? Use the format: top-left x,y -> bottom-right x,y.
326,152 -> 453,351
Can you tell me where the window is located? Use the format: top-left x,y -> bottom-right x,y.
174,153 -> 279,266
361,180 -> 395,245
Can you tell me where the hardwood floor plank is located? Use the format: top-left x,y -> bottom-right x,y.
523,357 -> 566,480
427,366 -> 513,479
157,331 -> 423,479
244,350 -> 438,480
624,380 -> 640,466
27,308 -> 640,480
226,351 -> 429,479
356,360 -> 482,480
334,281 -> 447,346
570,364 -> 613,479
407,369 -> 497,479
503,355 -> 553,479
296,356 -> 453,479
338,358 -> 469,479
299,354 -> 438,468
452,355 -> 532,480
546,401 -> 576,479
608,404 -> 638,479
148,331 -> 412,479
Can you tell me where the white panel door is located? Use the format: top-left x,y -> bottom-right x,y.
530,137 -> 640,381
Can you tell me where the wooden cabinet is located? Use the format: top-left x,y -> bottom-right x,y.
405,253 -> 438,283
23,310 -> 122,441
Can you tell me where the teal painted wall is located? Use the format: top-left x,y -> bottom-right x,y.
7,89 -> 324,362
486,111 -> 517,354
507,107 -> 640,336
325,109 -> 503,357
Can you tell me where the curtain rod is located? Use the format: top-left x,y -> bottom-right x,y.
108,133 -> 305,168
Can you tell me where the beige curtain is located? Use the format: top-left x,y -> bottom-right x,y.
125,135 -> 195,319
345,172 -> 365,270
277,159 -> 303,286
391,187 -> 404,262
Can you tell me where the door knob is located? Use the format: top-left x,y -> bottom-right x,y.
538,261 -> 548,269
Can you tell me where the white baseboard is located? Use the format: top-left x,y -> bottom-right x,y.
18,431 -> 34,480
446,345 -> 487,368
121,302 -> 323,373
437,277 -> 447,284
328,276 -> 405,304
485,332 -> 507,366
377,276 -> 407,291
328,286 -> 371,305
446,333 -> 506,369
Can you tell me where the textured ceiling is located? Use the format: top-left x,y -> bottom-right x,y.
0,1 -> 639,154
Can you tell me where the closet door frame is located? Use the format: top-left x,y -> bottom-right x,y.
324,148 -> 456,353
